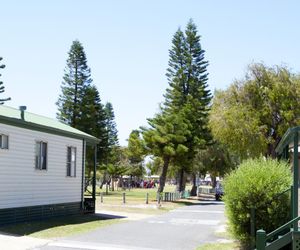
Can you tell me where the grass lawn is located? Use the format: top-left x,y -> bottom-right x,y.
196,229 -> 240,250
0,214 -> 122,239
90,184 -> 180,202
196,242 -> 240,250
94,184 -> 195,215
0,185 -> 196,239
93,184 -> 192,203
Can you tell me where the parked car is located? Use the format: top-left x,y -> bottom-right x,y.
215,182 -> 224,201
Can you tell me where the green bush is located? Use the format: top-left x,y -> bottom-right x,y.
224,157 -> 292,247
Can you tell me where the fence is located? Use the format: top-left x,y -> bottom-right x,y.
97,190 -> 191,204
198,187 -> 215,194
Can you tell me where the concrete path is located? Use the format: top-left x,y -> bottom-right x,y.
0,233 -> 50,250
35,200 -> 226,250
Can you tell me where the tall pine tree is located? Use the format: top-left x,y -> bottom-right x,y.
79,85 -> 108,170
104,102 -> 119,150
126,130 -> 146,178
99,102 -> 119,187
164,20 -> 212,192
56,41 -> 109,176
0,57 -> 11,104
56,40 -> 92,127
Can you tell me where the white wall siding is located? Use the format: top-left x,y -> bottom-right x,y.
0,123 -> 83,209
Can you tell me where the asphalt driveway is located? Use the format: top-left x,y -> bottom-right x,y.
35,200 -> 226,250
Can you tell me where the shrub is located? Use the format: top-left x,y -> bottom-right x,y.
224,157 -> 292,247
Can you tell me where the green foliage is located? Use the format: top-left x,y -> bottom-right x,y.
142,112 -> 191,159
224,157 -> 291,246
163,19 -> 212,191
127,130 -> 146,164
56,40 -> 92,127
0,57 -> 11,104
210,63 -> 300,159
98,102 -> 119,174
77,85 -> 108,167
146,157 -> 163,176
56,41 -> 110,175
126,130 -> 146,178
194,142 -> 236,179
141,20 -> 212,192
142,111 -> 191,192
104,102 -> 119,148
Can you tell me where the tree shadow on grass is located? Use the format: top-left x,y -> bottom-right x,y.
0,213 -> 124,237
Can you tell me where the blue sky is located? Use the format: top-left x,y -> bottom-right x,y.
1,0 -> 300,145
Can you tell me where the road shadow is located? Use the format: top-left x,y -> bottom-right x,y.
94,213 -> 126,220
173,198 -> 224,206
0,214 -> 122,237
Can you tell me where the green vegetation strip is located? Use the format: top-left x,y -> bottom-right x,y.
196,242 -> 239,250
0,214 -> 122,239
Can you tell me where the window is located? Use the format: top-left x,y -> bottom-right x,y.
67,147 -> 76,177
35,141 -> 47,170
0,134 -> 9,149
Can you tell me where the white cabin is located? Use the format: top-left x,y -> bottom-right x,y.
0,105 -> 99,224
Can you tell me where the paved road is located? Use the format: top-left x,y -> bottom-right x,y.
34,201 -> 226,250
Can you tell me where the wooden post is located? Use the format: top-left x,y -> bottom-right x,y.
284,145 -> 289,160
122,192 -> 126,204
256,229 -> 266,250
157,193 -> 161,205
81,139 -> 86,210
146,193 -> 149,204
92,146 -> 97,201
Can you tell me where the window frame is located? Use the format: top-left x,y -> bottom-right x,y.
0,134 -> 9,150
35,141 -> 48,171
66,146 -> 76,177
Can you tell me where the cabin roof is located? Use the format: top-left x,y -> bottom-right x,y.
0,105 -> 99,145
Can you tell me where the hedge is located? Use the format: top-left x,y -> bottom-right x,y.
223,157 -> 292,247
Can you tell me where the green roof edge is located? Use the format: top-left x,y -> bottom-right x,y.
275,127 -> 300,154
0,115 -> 100,145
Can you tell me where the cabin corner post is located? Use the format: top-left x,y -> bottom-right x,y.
92,145 -> 97,201
293,132 -> 299,230
81,139 -> 86,210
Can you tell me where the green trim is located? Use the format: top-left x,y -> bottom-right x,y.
276,127 -> 300,154
293,132 -> 299,231
0,115 -> 99,145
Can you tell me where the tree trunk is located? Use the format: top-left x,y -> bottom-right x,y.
190,173 -> 197,196
158,156 -> 170,193
111,177 -> 115,191
211,175 -> 217,188
99,171 -> 107,189
72,60 -> 78,128
267,137 -> 281,159
176,168 -> 185,192
266,127 -> 281,159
